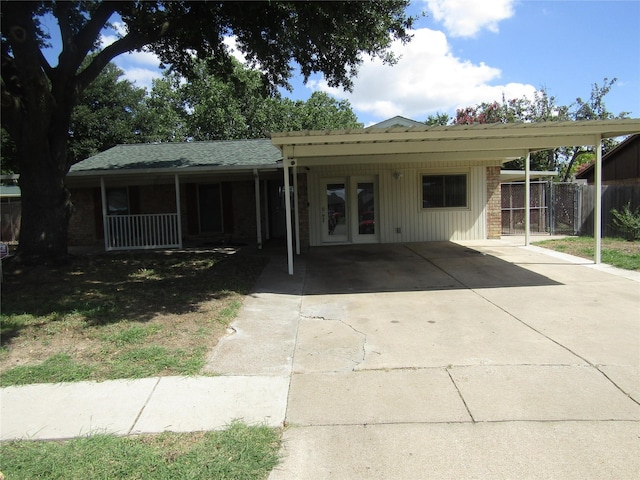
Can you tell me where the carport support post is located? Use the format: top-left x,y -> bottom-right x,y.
283,158 -> 294,275
524,152 -> 531,246
594,136 -> 602,264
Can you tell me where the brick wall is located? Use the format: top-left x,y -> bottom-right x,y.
486,166 -> 502,239
68,188 -> 99,246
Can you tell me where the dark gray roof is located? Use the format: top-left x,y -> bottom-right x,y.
69,138 -> 282,173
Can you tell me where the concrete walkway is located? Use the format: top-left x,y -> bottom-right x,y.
2,239 -> 639,479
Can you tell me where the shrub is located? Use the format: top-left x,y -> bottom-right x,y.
610,202 -> 640,241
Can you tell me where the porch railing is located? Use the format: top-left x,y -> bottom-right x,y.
106,213 -> 181,251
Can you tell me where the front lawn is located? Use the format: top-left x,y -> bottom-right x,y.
533,236 -> 640,271
0,421 -> 281,480
0,249 -> 268,386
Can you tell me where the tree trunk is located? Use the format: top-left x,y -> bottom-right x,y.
16,128 -> 73,265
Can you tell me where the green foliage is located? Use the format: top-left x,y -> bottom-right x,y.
69,61 -> 149,163
146,60 -> 363,142
0,422 -> 282,480
610,202 -> 640,241
453,79 -> 626,175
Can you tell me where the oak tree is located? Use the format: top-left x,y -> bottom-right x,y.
1,1 -> 412,264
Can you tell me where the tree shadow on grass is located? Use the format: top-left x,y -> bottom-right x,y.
0,249 -> 269,346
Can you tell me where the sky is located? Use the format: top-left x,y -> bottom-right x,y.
49,0 -> 640,127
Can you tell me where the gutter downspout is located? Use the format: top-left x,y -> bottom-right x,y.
293,165 -> 300,255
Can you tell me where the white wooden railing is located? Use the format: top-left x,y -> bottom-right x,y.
106,214 -> 181,251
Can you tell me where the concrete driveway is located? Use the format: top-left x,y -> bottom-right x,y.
207,239 -> 639,479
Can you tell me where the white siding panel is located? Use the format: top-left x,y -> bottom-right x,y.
306,161 -> 493,245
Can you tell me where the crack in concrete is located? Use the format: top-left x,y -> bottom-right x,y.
300,314 -> 368,370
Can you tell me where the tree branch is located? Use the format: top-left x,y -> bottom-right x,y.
75,33 -> 146,92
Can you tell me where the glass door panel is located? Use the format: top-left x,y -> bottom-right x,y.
352,177 -> 378,243
322,181 -> 348,242
357,182 -> 375,235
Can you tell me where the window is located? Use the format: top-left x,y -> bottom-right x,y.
422,174 -> 467,208
106,188 -> 129,215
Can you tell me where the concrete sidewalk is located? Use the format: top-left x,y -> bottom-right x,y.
1,240 -> 639,479
1,255 -> 302,441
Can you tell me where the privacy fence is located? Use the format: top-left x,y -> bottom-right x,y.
501,181 -> 640,237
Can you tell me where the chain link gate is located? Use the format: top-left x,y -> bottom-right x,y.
501,181 -> 548,235
501,181 -> 580,236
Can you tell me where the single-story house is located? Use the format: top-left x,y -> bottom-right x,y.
65,118 -> 639,271
66,139 -> 285,250
575,134 -> 639,185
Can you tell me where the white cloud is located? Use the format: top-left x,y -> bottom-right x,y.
425,0 -> 515,38
308,28 -> 536,121
223,36 -> 248,64
99,25 -> 163,91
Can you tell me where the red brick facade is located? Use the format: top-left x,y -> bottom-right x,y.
486,166 -> 502,239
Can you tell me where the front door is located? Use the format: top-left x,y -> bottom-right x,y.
320,176 -> 378,244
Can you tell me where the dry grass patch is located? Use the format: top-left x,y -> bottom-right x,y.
0,249 -> 268,386
533,236 -> 640,271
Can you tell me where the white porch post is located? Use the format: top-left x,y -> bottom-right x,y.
524,151 -> 531,246
174,174 -> 183,248
293,165 -> 301,255
100,177 -> 110,251
594,136 -> 602,264
254,169 -> 263,249
283,159 -> 294,275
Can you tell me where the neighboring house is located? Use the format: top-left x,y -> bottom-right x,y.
575,134 -> 640,185
66,139 -> 286,250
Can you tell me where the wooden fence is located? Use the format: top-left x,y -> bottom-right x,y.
578,185 -> 640,237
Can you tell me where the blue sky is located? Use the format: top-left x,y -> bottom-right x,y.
49,0 -> 640,127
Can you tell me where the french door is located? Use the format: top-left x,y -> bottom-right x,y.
321,176 -> 378,244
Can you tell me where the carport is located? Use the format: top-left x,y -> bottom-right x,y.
271,119 -> 640,274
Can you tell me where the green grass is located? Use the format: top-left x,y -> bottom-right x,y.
0,421 -> 281,480
0,250 -> 268,386
0,354 -> 95,386
534,236 -> 640,271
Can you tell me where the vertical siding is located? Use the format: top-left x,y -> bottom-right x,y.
306,160 -> 496,246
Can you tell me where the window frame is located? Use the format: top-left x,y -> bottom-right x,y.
420,172 -> 469,210
106,187 -> 129,215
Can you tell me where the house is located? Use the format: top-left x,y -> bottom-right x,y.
575,134 -> 640,185
66,139 -> 285,250
271,119 -> 640,273
64,118 -> 640,265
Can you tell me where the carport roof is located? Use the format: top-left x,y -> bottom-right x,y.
271,119 -> 640,163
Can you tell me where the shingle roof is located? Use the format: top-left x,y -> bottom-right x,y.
69,138 -> 282,173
